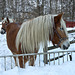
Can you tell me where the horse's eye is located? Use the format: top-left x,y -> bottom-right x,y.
6,24 -> 7,25
60,27 -> 64,30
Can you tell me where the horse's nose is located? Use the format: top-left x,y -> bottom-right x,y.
1,29 -> 6,34
1,31 -> 6,34
63,45 -> 68,49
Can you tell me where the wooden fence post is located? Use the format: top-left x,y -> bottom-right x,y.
43,43 -> 48,64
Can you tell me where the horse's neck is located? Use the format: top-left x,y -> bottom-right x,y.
6,23 -> 20,32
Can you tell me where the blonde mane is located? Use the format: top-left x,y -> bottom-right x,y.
16,14 -> 67,53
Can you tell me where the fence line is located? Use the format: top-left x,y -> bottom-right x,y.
0,50 -> 75,58
0,50 -> 75,71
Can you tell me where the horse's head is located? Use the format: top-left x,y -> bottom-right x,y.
51,13 -> 70,50
1,17 -> 14,34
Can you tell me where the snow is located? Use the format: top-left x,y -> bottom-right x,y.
0,22 -> 2,24
1,61 -> 75,75
0,23 -> 75,75
67,27 -> 75,31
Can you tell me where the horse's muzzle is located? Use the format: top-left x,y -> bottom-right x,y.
61,40 -> 70,50
1,29 -> 6,34
63,44 -> 70,49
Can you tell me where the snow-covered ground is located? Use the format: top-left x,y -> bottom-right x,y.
0,24 -> 75,75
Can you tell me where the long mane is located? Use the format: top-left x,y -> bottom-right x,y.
16,14 -> 67,53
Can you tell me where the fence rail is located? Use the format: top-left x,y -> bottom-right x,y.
0,50 -> 75,58
0,50 -> 75,71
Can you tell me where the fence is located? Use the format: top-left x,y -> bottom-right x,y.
0,50 -> 75,71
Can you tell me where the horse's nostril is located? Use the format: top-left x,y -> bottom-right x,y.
1,31 -> 6,34
1,31 -> 3,34
63,45 -> 68,49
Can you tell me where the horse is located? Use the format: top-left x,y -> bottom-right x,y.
1,13 -> 70,68
1,17 -> 21,34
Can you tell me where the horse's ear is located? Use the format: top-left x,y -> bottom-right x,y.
54,13 -> 64,24
2,17 -> 4,20
7,17 -> 10,23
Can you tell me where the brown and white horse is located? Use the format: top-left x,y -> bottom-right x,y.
1,13 -> 70,68
1,17 -> 21,34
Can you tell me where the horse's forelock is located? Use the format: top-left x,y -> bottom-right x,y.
2,18 -> 14,24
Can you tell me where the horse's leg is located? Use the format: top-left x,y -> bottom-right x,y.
14,57 -> 18,66
29,50 -> 38,66
29,55 -> 37,66
13,55 -> 27,67
18,56 -> 24,68
18,44 -> 25,68
18,56 -> 28,68
24,56 -> 28,66
29,55 -> 34,66
12,53 -> 18,66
